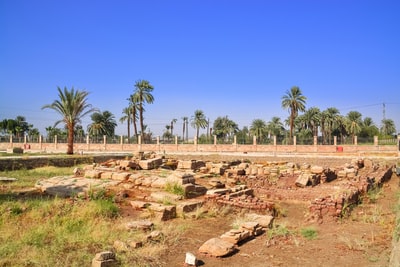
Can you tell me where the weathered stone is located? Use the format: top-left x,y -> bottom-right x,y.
295,173 -> 310,187
310,165 -> 324,174
92,251 -> 116,267
126,220 -> 154,231
100,172 -> 113,179
185,252 -> 198,266
130,200 -> 151,209
198,237 -> 236,257
150,191 -> 183,202
220,229 -> 251,244
151,178 -> 167,188
112,172 -> 130,181
139,157 -> 163,170
128,240 -> 143,249
148,203 -> 177,221
206,188 -> 231,195
85,170 -> 102,179
177,200 -> 204,213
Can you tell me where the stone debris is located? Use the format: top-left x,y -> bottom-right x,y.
91,251 -> 116,267
125,220 -> 154,231
198,237 -> 236,257
185,252 -> 198,266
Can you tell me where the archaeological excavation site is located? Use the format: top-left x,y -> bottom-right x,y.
31,152 -> 399,267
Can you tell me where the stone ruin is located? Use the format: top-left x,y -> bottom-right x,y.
33,152 -> 395,263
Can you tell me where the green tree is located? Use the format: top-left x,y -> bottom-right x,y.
127,95 -> 140,140
191,109 -> 208,141
88,110 -> 117,137
321,107 -> 341,144
42,86 -> 96,154
250,119 -> 267,143
266,116 -> 285,139
120,107 -> 132,142
170,118 -> 177,137
359,117 -> 379,138
132,80 -> 154,142
380,118 -> 396,136
345,111 -> 362,144
212,116 -> 239,142
281,86 -> 307,142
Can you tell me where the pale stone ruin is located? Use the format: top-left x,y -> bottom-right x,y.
32,151 -> 395,265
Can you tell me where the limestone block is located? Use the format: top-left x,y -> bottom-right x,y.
92,251 -> 116,267
148,204 -> 177,221
198,237 -> 236,257
310,165 -> 324,174
206,188 -> 231,195
220,229 -> 251,245
177,200 -> 204,213
151,178 -> 167,188
138,157 -> 162,170
85,170 -> 102,179
130,200 -> 151,209
100,172 -> 113,179
112,172 -> 130,181
295,173 -> 310,187
185,252 -> 198,266
125,220 -> 154,231
244,214 -> 274,228
150,191 -> 182,202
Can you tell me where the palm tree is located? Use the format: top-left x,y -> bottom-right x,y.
250,119 -> 267,143
120,107 -> 132,142
321,107 -> 341,144
213,116 -> 239,142
42,86 -> 96,154
345,111 -> 362,144
266,116 -> 285,138
170,118 -> 177,137
88,110 -> 117,137
190,109 -> 208,141
381,118 -> 396,136
281,86 -> 307,142
127,95 -> 140,140
132,80 -> 154,142
182,116 -> 188,142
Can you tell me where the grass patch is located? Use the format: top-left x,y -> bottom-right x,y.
300,227 -> 318,240
165,182 -> 185,197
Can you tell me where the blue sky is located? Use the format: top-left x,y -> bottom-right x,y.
1,0 -> 399,138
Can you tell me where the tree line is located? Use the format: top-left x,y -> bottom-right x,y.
0,83 -> 397,154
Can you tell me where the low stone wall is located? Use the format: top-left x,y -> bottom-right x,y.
0,142 -> 398,156
0,155 -> 128,171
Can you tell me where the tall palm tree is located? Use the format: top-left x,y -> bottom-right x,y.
345,111 -> 362,144
42,87 -> 96,154
281,86 -> 307,142
132,80 -> 154,142
120,107 -> 132,142
182,116 -> 188,142
213,116 -> 239,142
88,110 -> 117,137
127,95 -> 140,140
322,107 -> 341,144
266,116 -> 285,138
170,118 -> 177,137
250,119 -> 267,143
190,109 -> 208,141
381,118 -> 396,136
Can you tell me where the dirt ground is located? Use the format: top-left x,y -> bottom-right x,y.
148,154 -> 399,267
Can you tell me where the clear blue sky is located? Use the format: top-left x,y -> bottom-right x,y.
1,0 -> 399,138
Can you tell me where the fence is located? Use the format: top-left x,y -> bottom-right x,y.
0,134 -> 399,155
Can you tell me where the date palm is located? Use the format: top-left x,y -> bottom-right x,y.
281,86 -> 307,142
132,80 -> 154,142
88,110 -> 117,137
250,119 -> 267,143
191,109 -> 208,141
42,86 -> 96,154
381,118 -> 396,136
345,111 -> 362,144
182,117 -> 188,142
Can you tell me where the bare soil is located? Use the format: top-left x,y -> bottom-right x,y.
146,154 -> 399,267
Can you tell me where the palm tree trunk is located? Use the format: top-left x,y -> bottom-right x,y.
67,124 -> 74,154
127,119 -> 131,143
139,103 -> 144,142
